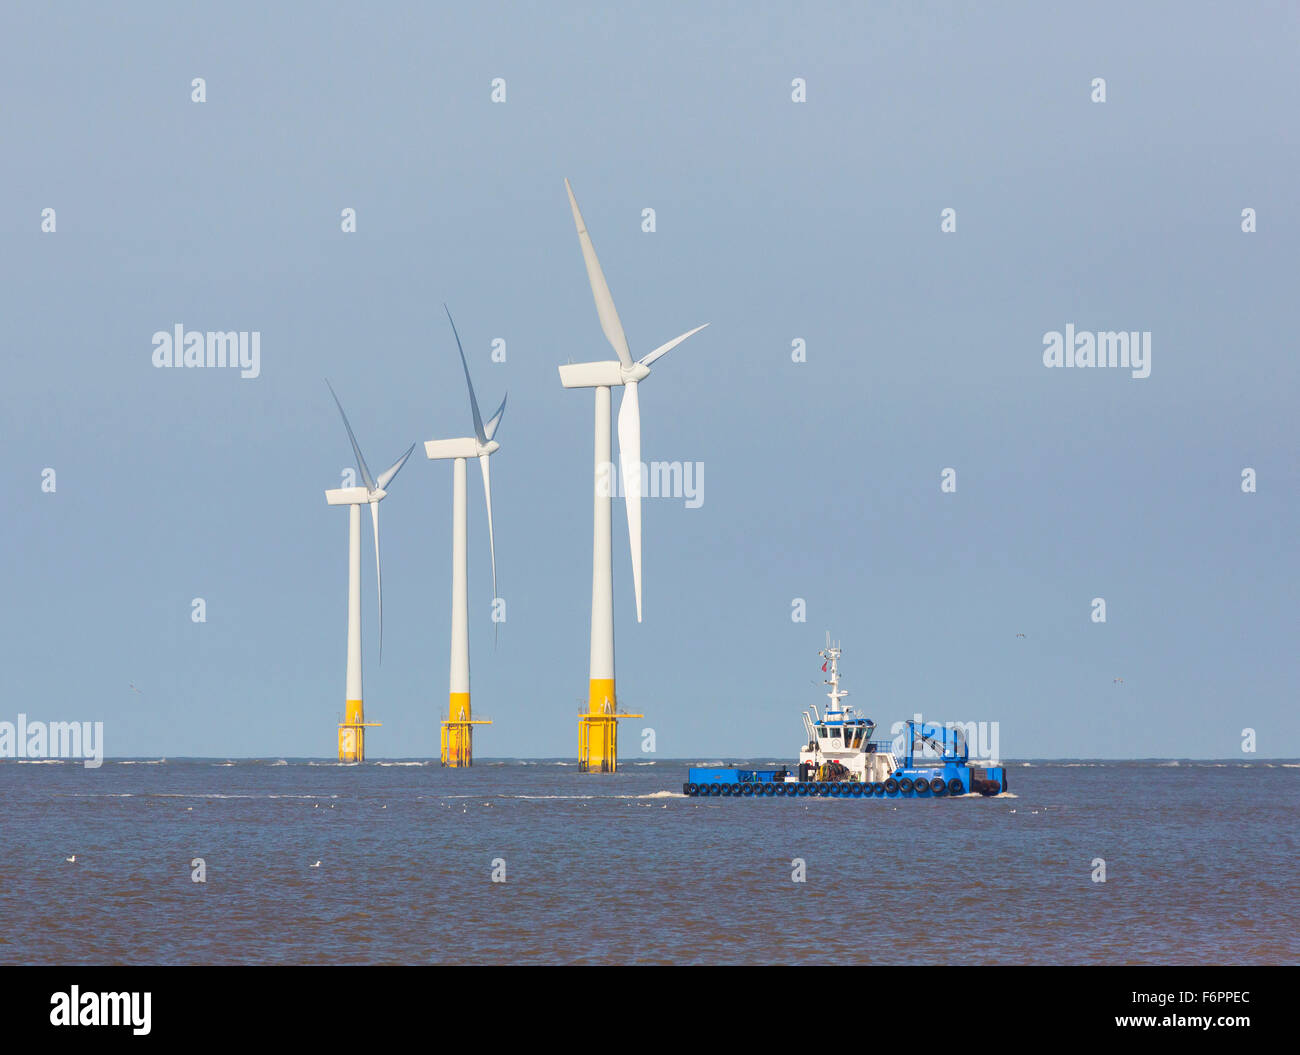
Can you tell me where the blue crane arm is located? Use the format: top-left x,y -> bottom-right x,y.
904,721 -> 969,765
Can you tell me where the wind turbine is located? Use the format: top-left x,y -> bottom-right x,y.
558,178 -> 708,772
323,380 -> 415,762
425,307 -> 506,767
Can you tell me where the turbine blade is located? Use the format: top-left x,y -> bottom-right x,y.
325,379 -> 375,490
618,380 -> 643,622
445,305 -> 486,444
376,442 -> 416,491
483,393 -> 507,441
565,179 -> 633,368
370,501 -> 384,664
639,324 -> 710,368
478,453 -> 498,602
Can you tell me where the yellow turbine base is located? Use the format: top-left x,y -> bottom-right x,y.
578,678 -> 642,773
442,692 -> 472,767
441,693 -> 492,768
338,699 -> 379,762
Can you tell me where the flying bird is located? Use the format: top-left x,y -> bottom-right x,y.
1015,633 -> 1026,639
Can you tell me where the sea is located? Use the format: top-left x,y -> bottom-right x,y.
1,758 -> 1296,965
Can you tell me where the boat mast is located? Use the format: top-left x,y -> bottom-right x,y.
820,632 -> 849,714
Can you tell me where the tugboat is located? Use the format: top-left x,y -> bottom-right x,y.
682,637 -> 1007,799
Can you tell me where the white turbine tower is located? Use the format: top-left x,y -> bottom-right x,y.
323,381 -> 415,762
558,178 -> 708,772
425,307 -> 506,768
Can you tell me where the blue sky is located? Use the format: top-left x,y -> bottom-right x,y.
2,2 -> 1296,758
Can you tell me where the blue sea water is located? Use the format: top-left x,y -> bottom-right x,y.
0,759 -> 1295,965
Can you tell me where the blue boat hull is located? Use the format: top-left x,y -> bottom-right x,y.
683,764 -> 1007,798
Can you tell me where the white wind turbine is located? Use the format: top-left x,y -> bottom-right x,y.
424,307 -> 506,767
557,178 -> 708,772
323,381 -> 415,762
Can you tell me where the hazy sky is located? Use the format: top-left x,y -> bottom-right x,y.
3,2 -> 1296,759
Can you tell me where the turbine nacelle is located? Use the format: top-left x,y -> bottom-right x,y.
558,360 -> 650,389
424,437 -> 493,461
324,486 -> 387,506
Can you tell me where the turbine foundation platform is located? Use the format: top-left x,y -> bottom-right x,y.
578,681 -> 642,773
338,699 -> 380,762
440,694 -> 492,767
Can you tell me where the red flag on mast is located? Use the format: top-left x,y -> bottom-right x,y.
821,663 -> 828,672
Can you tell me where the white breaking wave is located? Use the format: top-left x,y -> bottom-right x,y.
145,792 -> 337,800
54,791 -> 339,800
444,791 -> 684,801
55,792 -> 134,798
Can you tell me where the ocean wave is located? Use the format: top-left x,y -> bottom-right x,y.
436,791 -> 683,801
54,792 -> 135,798
117,760 -> 166,765
502,795 -> 596,800
150,792 -> 337,800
